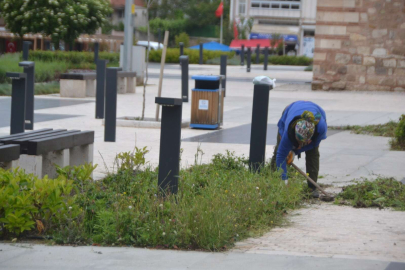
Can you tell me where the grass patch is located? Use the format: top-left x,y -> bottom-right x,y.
304,65 -> 313,71
0,150 -> 308,250
329,121 -> 398,137
336,178 -> 405,210
0,82 -> 60,96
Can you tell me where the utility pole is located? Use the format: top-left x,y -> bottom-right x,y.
123,0 -> 133,71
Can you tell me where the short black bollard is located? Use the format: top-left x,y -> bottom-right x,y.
155,97 -> 183,195
247,47 -> 252,72
220,55 -> 227,97
249,84 -> 273,172
158,28 -> 162,44
241,45 -> 245,66
180,55 -> 189,102
104,67 -> 122,142
22,41 -> 31,61
7,73 -> 27,135
94,42 -> 99,64
96,59 -> 109,119
199,43 -> 203,65
179,42 -> 184,56
256,44 -> 260,64
264,47 -> 269,71
19,61 -> 35,130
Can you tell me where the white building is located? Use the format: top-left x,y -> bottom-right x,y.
229,0 -> 317,56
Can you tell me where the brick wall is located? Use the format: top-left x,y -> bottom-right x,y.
312,0 -> 405,91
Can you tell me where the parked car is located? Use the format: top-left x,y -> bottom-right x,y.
136,41 -> 163,51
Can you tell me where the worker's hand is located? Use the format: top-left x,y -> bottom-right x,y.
287,151 -> 295,165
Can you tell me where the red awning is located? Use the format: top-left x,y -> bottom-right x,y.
229,39 -> 281,49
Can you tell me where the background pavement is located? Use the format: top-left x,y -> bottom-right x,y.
0,64 -> 404,268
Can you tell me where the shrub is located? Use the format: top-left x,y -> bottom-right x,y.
149,48 -> 235,64
390,114 -> 405,150
0,150 -> 307,250
0,82 -> 60,96
28,51 -> 120,65
149,18 -> 187,42
174,32 -> 190,48
0,168 -> 85,237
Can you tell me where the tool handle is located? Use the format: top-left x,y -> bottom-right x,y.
291,163 -> 330,197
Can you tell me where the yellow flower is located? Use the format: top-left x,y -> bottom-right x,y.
271,221 -> 273,224
225,190 -> 228,193
306,173 -> 309,176
233,194 -> 235,197
123,192 -> 127,195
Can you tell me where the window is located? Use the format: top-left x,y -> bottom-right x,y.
271,3 -> 280,8
281,4 -> 290,9
239,0 -> 246,14
251,3 -> 260,8
291,4 -> 300,9
262,3 -> 270,8
118,9 -> 124,18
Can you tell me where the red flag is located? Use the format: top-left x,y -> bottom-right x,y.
233,21 -> 239,40
215,1 -> 224,17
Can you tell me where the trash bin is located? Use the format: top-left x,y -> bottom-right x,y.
190,75 -> 224,129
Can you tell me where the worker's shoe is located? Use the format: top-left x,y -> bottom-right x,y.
311,189 -> 320,198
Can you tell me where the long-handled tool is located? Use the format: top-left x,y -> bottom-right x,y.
291,162 -> 335,201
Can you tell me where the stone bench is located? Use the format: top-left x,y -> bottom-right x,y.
118,71 -> 137,94
60,73 -> 97,98
0,129 -> 94,178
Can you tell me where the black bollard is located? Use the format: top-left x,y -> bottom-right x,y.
241,45 -> 245,66
158,28 -> 162,45
7,73 -> 27,135
247,47 -> 251,72
249,84 -> 273,172
179,42 -> 184,56
94,42 -> 99,64
199,43 -> 203,65
256,44 -> 260,64
155,97 -> 183,195
180,55 -> 189,102
264,47 -> 269,71
96,60 -> 109,119
220,55 -> 227,97
19,61 -> 35,130
22,41 -> 31,61
104,67 -> 122,142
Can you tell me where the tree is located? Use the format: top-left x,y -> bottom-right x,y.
0,0 -> 112,49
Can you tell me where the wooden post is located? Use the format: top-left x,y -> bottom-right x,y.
155,30 -> 169,121
33,38 -> 37,51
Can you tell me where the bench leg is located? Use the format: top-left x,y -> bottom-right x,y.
69,144 -> 94,167
42,149 -> 69,178
117,77 -> 126,94
126,77 -> 136,94
16,155 -> 43,177
86,79 -> 96,97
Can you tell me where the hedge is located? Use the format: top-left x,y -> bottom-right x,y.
149,49 -> 235,64
28,51 -> 120,65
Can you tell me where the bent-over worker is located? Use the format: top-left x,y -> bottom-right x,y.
270,101 -> 327,198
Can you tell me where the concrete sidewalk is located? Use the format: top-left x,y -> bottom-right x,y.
0,243 -> 403,270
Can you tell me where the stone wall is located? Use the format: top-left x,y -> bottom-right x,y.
312,0 -> 405,91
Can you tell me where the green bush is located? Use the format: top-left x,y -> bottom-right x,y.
0,150 -> 306,250
28,51 -> 120,65
174,32 -> 190,48
0,82 -> 60,96
391,114 -> 405,150
149,48 -> 235,64
149,18 -> 188,42
0,168 -> 86,237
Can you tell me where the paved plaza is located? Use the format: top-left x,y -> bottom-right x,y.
1,64 -> 405,269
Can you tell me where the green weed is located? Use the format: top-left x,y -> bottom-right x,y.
336,177 -> 405,210
0,82 -> 60,96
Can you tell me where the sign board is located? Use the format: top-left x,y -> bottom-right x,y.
6,40 -> 16,53
198,100 -> 209,110
132,4 -> 135,14
302,37 -> 315,58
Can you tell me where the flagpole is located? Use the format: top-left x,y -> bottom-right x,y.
220,11 -> 223,44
